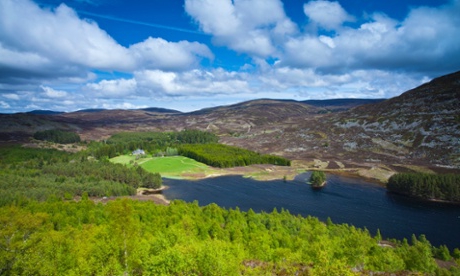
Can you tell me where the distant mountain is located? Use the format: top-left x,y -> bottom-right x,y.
302,98 -> 385,112
75,108 -> 107,113
139,107 -> 181,114
1,71 -> 459,173
26,110 -> 64,115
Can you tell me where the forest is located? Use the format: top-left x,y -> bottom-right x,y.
86,129 -> 218,159
179,143 -> 291,168
1,130 -> 460,274
387,173 -> 460,202
1,199 -> 459,275
33,129 -> 81,144
0,146 -> 161,206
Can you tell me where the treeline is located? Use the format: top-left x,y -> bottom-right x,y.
107,129 -> 218,145
387,173 -> 460,202
43,161 -> 161,190
0,146 -> 160,205
88,129 -> 218,159
179,143 -> 291,168
1,199 -> 458,275
33,129 -> 81,144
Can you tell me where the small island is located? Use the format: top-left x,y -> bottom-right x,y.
309,171 -> 327,188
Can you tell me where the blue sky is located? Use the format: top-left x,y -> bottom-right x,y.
0,0 -> 459,113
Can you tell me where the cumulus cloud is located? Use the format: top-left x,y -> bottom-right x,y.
185,0 -> 297,57
134,69 -> 250,96
0,0 -> 132,73
41,86 -> 68,98
130,38 -> 214,71
0,0 -> 213,85
280,0 -> 460,74
303,0 -> 354,30
0,0 -> 458,113
84,79 -> 137,98
0,101 -> 11,109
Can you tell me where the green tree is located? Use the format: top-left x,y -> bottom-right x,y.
310,171 -> 326,187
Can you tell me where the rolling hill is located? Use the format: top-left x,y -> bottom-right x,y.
1,71 -> 459,176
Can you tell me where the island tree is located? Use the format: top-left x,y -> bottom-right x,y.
310,171 -> 326,187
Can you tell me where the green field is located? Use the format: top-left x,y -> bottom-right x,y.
110,155 -> 217,178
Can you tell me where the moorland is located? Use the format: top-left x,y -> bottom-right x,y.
0,71 -> 460,274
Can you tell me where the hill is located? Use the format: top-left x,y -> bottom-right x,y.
1,71 -> 459,178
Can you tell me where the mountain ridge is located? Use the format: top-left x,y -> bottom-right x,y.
1,70 -> 459,176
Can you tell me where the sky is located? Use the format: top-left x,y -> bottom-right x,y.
1,0 -> 459,113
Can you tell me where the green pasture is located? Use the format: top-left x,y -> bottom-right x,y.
110,155 -> 216,178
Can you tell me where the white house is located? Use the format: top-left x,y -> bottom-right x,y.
132,149 -> 145,155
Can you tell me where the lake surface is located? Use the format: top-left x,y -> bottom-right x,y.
163,173 -> 460,250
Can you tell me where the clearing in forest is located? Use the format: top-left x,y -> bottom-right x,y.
110,155 -> 216,178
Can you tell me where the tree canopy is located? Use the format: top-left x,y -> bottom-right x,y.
33,129 -> 81,144
0,199 -> 456,275
309,171 -> 326,187
179,143 -> 291,168
387,173 -> 460,202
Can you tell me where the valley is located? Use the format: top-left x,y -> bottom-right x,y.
2,71 -> 459,183
1,71 -> 460,275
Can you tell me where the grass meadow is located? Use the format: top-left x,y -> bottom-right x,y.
110,155 -> 217,178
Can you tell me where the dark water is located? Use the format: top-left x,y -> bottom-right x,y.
163,173 -> 460,250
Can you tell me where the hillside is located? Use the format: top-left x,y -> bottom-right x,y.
1,71 -> 459,178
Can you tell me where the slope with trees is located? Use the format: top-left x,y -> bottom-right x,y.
179,143 -> 291,168
387,173 -> 460,202
33,129 -> 81,144
0,146 -> 161,206
1,199 -> 458,275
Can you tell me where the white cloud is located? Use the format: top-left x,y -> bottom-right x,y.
280,1 -> 460,74
0,101 -> 10,109
0,0 -> 213,86
134,69 -> 249,96
185,0 -> 296,57
130,37 -> 213,71
84,79 -> 137,98
2,94 -> 20,100
303,0 -> 354,30
0,0 -> 458,114
0,0 -> 133,72
101,102 -> 148,110
41,86 -> 68,98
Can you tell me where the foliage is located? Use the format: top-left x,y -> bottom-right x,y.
179,143 -> 291,168
0,145 -> 160,205
0,199 -> 454,275
33,129 -> 81,144
387,173 -> 460,202
310,171 -> 326,187
85,130 -> 217,159
0,145 -> 72,166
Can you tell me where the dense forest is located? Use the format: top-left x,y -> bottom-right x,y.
1,131 -> 460,274
87,129 -> 218,159
1,199 -> 459,275
387,173 -> 460,202
179,143 -> 291,168
0,146 -> 161,206
33,129 -> 81,144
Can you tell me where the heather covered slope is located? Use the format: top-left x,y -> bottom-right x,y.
1,71 -> 459,175
338,71 -> 460,168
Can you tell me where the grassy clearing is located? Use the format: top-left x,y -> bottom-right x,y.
110,155 -> 217,178
110,155 -> 136,165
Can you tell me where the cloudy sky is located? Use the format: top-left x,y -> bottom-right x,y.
1,0 -> 459,113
